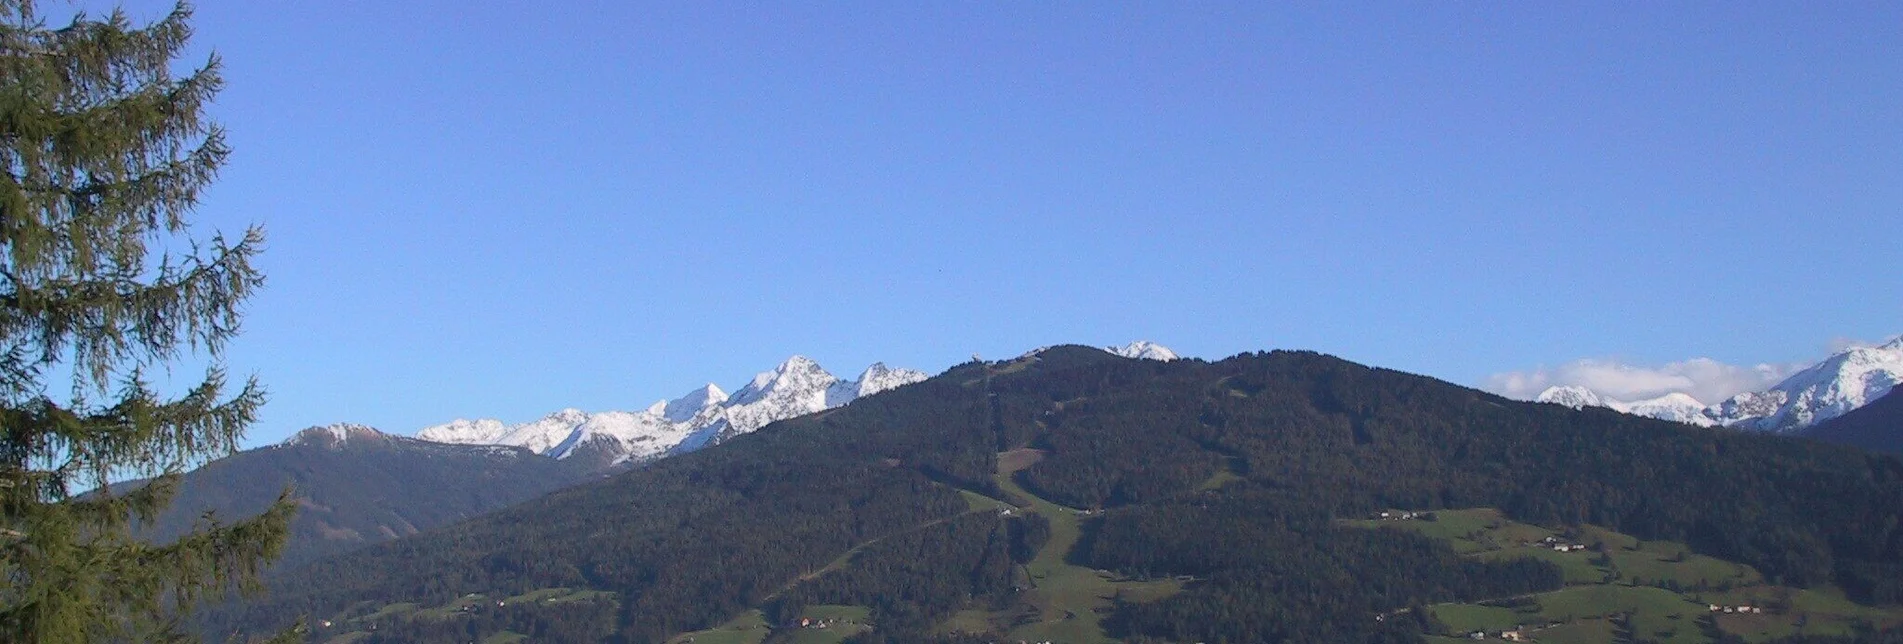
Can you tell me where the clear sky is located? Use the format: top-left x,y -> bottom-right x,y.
80,2 -> 1903,446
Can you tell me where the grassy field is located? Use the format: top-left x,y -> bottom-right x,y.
668,604 -> 874,644
313,588 -> 619,643
993,462 -> 1118,644
1196,458 -> 1244,491
921,448 -> 1185,642
668,609 -> 770,644
1694,586 -> 1903,640
1355,509 -> 1903,643
1431,602 -> 1522,633
498,587 -> 614,605
1424,578 -> 1705,643
1530,618 -> 1618,643
960,488 -> 1013,512
996,447 -> 1047,475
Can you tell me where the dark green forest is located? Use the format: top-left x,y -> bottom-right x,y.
205,347 -> 1903,643
127,425 -> 608,571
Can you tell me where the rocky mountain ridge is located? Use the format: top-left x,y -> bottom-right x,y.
414,357 -> 929,464
410,341 -> 1180,464
1536,336 -> 1903,434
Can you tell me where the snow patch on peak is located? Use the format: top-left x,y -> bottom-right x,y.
409,353 -> 928,466
494,410 -> 592,455
1536,387 -> 1714,426
732,356 -> 838,405
284,423 -> 382,448
546,410 -> 690,461
1623,393 -> 1715,426
662,384 -> 727,423
547,408 -> 589,423
1638,392 -> 1706,408
780,354 -> 823,371
1536,386 -> 1606,410
417,418 -> 510,445
1527,333 -> 1903,432
1711,339 -> 1903,433
1108,341 -> 1179,361
854,363 -> 928,398
726,356 -> 841,433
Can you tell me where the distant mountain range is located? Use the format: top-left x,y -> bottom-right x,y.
1536,336 -> 1903,434
411,341 -> 1176,462
415,358 -> 929,463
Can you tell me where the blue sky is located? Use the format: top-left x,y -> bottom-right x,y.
81,2 -> 1902,445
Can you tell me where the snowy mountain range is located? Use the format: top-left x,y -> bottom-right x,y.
1536,336 -> 1903,434
1534,388 -> 1717,426
410,342 -> 1182,464
416,357 -> 930,464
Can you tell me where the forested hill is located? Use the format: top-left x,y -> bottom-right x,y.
132,424 -> 608,571
209,347 -> 1903,643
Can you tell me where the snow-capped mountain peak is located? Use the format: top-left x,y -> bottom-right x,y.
732,356 -> 835,405
1536,386 -> 1714,426
1108,341 -> 1180,361
725,356 -> 844,434
283,423 -> 386,448
411,355 -> 929,466
660,384 -> 727,423
854,362 -> 928,398
1529,334 -> 1903,433
416,417 -> 511,445
1620,393 -> 1714,426
1710,340 -> 1903,433
1536,385 -> 1608,410
491,409 -> 593,455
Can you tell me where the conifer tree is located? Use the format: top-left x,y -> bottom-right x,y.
0,2 -> 296,641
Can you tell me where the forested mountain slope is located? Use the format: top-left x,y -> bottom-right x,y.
133,424 -> 607,571
1807,386 -> 1903,456
208,347 -> 1903,643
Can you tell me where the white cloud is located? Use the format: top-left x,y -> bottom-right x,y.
1486,357 -> 1798,405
